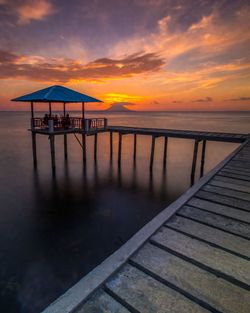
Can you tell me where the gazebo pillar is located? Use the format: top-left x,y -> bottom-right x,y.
49,102 -> 52,116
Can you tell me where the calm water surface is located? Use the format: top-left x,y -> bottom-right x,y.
0,111 -> 249,312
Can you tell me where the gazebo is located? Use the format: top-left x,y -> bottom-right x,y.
12,85 -> 106,170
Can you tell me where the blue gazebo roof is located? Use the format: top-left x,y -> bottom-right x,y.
12,85 -> 102,103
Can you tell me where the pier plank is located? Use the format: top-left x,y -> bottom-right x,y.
196,190 -> 250,211
78,289 -> 129,313
219,171 -> 250,182
209,179 -> 250,193
212,175 -> 250,187
179,205 -> 250,239
167,216 -> 250,258
131,243 -> 250,313
203,184 -> 250,201
106,264 -> 209,313
151,227 -> 250,287
187,197 -> 250,223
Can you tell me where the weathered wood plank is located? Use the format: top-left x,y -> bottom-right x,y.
131,243 -> 250,313
219,171 -> 250,182
209,179 -> 250,194
203,184 -> 250,201
179,206 -> 250,239
224,165 -> 250,174
78,289 -> 129,313
188,197 -> 250,223
151,227 -> 250,286
213,175 -> 250,187
196,190 -> 250,211
167,216 -> 250,258
106,264 -> 209,313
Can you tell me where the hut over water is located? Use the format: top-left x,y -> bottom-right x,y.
12,85 -> 106,170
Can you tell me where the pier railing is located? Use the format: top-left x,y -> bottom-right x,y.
31,117 -> 107,132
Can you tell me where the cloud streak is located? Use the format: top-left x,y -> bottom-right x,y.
0,50 -> 165,82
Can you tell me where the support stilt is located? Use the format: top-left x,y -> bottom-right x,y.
31,132 -> 37,168
94,133 -> 98,162
191,139 -> 199,184
118,133 -> 122,166
82,134 -> 86,163
150,136 -> 156,170
133,134 -> 137,163
163,137 -> 168,168
110,132 -> 113,160
49,135 -> 56,171
64,134 -> 68,160
200,140 -> 206,178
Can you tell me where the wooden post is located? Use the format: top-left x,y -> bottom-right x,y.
200,140 -> 206,178
110,131 -> 113,160
191,139 -> 199,184
94,133 -> 98,162
49,102 -> 52,116
30,101 -> 34,128
82,134 -> 86,163
49,135 -> 56,171
63,102 -> 66,117
31,132 -> 37,168
163,137 -> 168,168
150,136 -> 156,170
82,102 -> 85,119
31,102 -> 34,118
64,134 -> 68,160
133,134 -> 137,163
118,133 -> 122,166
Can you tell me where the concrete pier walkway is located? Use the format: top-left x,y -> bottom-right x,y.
43,138 -> 250,313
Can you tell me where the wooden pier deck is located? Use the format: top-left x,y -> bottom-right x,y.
107,126 -> 247,143
43,136 -> 250,313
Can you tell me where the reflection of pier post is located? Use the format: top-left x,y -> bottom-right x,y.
200,140 -> 206,178
163,137 -> 168,169
191,139 -> 199,184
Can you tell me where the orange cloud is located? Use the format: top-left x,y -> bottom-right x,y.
0,0 -> 55,24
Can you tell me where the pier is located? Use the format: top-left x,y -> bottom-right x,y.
12,86 -> 250,312
43,136 -> 250,313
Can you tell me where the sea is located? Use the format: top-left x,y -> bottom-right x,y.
0,111 -> 249,312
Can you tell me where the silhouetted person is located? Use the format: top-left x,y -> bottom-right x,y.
64,113 -> 70,129
43,113 -> 49,127
54,114 -> 59,127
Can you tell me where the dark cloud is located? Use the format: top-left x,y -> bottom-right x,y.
192,97 -> 213,102
0,50 -> 165,82
172,100 -> 182,103
226,97 -> 250,101
150,100 -> 159,105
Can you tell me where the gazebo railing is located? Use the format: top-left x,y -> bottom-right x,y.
31,117 -> 107,132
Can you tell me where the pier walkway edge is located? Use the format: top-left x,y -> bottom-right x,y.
43,136 -> 250,313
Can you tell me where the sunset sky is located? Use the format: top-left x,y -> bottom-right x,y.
0,0 -> 250,111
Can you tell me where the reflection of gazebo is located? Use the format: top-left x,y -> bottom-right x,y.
12,85 -> 107,170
